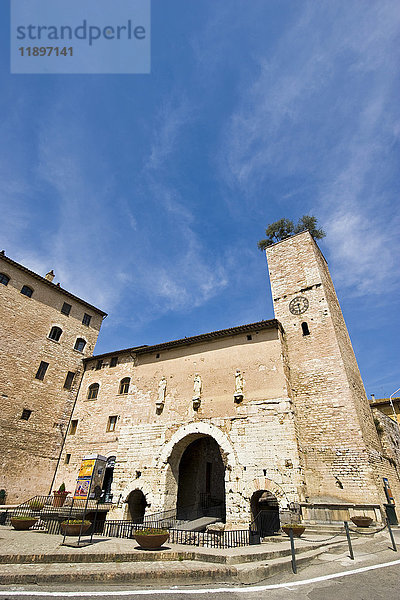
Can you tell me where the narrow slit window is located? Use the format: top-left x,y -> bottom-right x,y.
65,453 -> 71,464
301,322 -> 310,336
63,371 -> 75,390
110,356 -> 118,367
69,420 -> 78,435
35,361 -> 49,380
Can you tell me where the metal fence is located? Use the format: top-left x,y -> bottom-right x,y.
3,495 -> 256,548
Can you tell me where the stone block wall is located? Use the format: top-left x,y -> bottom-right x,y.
56,324 -> 304,525
266,232 -> 400,507
0,254 -> 104,502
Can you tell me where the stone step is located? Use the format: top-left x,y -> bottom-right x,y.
174,516 -> 220,532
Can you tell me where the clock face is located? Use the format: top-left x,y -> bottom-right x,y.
289,296 -> 309,315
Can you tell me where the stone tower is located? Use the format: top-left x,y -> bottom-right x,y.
266,231 -> 397,507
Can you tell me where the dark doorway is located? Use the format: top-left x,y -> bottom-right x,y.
176,436 -> 226,521
127,489 -> 147,523
251,490 -> 280,536
101,456 -> 116,503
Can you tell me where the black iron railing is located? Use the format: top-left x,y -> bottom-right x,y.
2,496 -> 255,548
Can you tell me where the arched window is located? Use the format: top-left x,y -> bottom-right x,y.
21,285 -> 33,297
119,377 -> 130,395
48,326 -> 62,342
87,383 -> 99,400
74,338 -> 86,352
301,322 -> 310,336
0,273 -> 10,286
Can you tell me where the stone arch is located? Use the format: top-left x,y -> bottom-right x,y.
157,422 -> 237,515
119,479 -> 154,520
158,422 -> 237,469
250,477 -> 289,509
127,489 -> 148,523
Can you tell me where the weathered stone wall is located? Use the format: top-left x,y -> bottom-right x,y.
0,255 -> 103,502
266,231 -> 400,507
56,326 -> 304,525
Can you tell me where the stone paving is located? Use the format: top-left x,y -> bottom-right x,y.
1,525 -> 398,586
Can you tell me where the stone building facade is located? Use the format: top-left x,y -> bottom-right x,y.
2,232 -> 400,525
52,231 -> 400,525
0,252 -> 106,502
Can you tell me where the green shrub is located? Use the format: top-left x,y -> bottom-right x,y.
135,528 -> 168,535
61,519 -> 91,525
12,516 -> 38,521
58,482 -> 66,492
28,500 -> 45,510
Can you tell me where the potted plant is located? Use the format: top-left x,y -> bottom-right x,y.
53,483 -> 70,508
351,516 -> 373,528
133,528 -> 169,550
282,523 -> 306,538
60,519 -> 91,536
11,516 -> 38,530
28,499 -> 45,512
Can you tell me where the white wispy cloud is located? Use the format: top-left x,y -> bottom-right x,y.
215,0 -> 400,295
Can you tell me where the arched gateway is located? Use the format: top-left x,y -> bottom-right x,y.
176,436 -> 226,521
158,423 -> 236,522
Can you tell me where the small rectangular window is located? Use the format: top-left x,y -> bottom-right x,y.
95,360 -> 103,370
247,334 -> 252,341
63,371 -> 75,390
65,453 -> 71,464
61,302 -> 72,316
21,285 -> 33,298
107,415 -> 118,432
69,419 -> 78,435
110,356 -> 118,368
35,361 -> 49,381
20,409 -> 32,421
82,313 -> 92,326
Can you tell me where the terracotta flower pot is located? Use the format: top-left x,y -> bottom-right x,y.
351,516 -> 373,528
282,525 -> 306,538
53,491 -> 69,508
133,532 -> 169,549
60,522 -> 91,536
11,517 -> 38,531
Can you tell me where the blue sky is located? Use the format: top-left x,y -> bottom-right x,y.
1,1 -> 399,398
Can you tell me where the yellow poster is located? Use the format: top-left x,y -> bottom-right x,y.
78,458 -> 96,478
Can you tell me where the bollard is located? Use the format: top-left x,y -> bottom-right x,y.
344,521 -> 354,560
289,528 -> 297,574
387,518 -> 397,552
